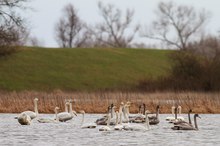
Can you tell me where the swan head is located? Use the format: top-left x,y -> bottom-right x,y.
145,110 -> 151,114
54,107 -> 59,112
195,114 -> 201,119
156,105 -> 160,109
189,109 -> 192,113
126,101 -> 131,105
79,110 -> 85,114
34,98 -> 38,102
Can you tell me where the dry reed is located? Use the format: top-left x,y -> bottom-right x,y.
0,90 -> 220,114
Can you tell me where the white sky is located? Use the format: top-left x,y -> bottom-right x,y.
23,0 -> 220,47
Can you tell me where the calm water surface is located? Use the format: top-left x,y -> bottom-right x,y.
0,114 -> 219,146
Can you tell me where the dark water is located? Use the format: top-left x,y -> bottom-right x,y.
0,114 -> 219,146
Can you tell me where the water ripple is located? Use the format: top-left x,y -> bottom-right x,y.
0,114 -> 220,146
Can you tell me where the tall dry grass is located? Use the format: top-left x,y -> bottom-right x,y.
0,90 -> 219,114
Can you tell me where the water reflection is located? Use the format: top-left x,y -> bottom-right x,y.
0,114 -> 220,146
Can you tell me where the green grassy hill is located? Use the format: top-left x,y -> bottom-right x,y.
0,47 -> 173,91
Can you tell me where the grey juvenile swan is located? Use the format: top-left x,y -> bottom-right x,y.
148,105 -> 160,125
172,114 -> 201,130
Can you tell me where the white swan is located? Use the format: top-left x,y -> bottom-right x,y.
99,113 -> 111,131
124,111 -> 150,131
37,107 -> 60,123
64,99 -> 69,112
20,98 -> 39,119
122,102 -> 130,123
114,111 -> 124,131
166,105 -> 185,122
80,110 -> 97,129
177,105 -> 184,121
169,106 -> 185,123
17,113 -> 31,125
166,106 -> 175,121
57,100 -> 77,122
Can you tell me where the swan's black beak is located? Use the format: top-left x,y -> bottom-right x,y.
73,111 -> 77,116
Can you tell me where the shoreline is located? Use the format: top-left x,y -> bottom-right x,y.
1,91 -> 220,114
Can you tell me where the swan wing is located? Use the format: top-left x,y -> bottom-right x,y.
37,118 -> 55,123
57,112 -> 72,122
21,111 -> 36,119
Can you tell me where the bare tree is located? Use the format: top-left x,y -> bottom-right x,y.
143,1 -> 210,50
92,2 -> 139,48
0,0 -> 28,25
55,4 -> 89,48
0,0 -> 28,56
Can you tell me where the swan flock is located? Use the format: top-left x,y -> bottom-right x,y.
16,98 -> 201,132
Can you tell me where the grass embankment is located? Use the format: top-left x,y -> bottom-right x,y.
0,91 -> 219,114
0,47 -> 171,91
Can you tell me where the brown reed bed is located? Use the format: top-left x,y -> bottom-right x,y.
0,90 -> 220,114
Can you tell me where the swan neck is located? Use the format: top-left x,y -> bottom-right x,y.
119,106 -> 123,114
156,107 -> 159,118
69,102 -> 73,115
145,113 -> 150,129
107,114 -> 110,127
115,113 -> 119,125
119,112 -> 122,125
65,103 -> 68,112
178,106 -> 182,115
34,100 -> 38,115
174,107 -> 177,119
194,115 -> 198,129
122,106 -> 127,120
188,112 -> 192,124
55,109 -> 58,121
171,107 -> 174,116
111,107 -> 115,118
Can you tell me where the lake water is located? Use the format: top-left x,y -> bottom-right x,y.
0,114 -> 219,146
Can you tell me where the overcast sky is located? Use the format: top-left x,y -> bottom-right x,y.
23,0 -> 220,47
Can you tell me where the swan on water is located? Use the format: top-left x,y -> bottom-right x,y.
99,113 -> 111,131
96,104 -> 115,125
20,98 -> 39,120
57,100 -> 77,122
148,105 -> 160,125
129,103 -> 146,123
171,114 -> 201,130
17,113 -> 31,125
114,110 -> 125,131
37,107 -> 60,123
173,109 -> 192,126
165,106 -> 175,121
166,105 -> 185,122
80,110 -> 97,129
124,111 -> 150,131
